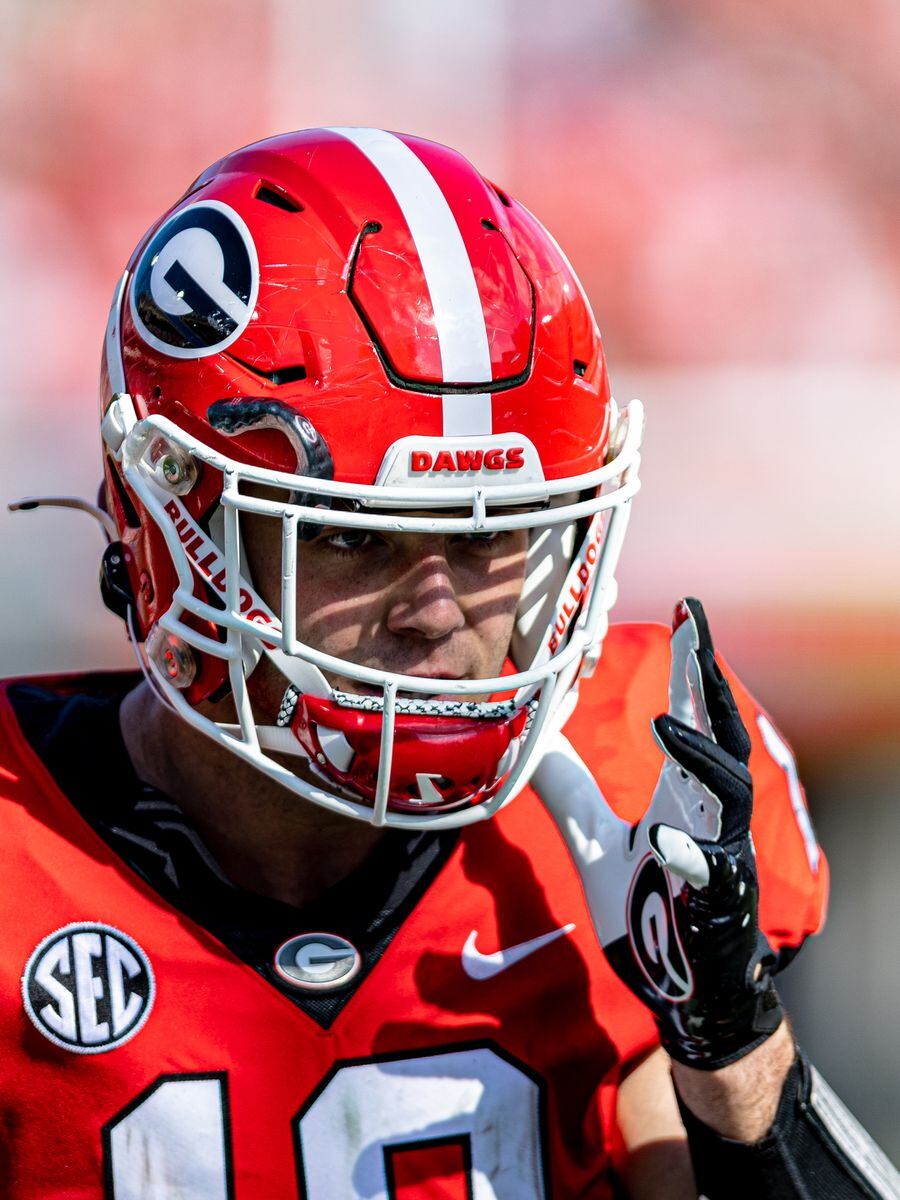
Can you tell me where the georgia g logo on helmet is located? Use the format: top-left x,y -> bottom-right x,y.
130,199 -> 259,359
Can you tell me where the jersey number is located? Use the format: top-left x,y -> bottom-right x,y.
104,1046 -> 546,1198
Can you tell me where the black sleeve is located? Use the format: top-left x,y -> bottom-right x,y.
676,1047 -> 900,1200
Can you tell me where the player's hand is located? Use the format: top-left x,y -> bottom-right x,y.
533,597 -> 783,1070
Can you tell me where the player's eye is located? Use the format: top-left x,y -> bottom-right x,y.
323,529 -> 378,554
324,530 -> 374,552
450,530 -> 520,559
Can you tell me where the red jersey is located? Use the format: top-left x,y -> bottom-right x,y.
0,623 -> 828,1199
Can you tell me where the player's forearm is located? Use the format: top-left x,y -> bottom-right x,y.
672,1030 -> 900,1199
671,1017 -> 795,1141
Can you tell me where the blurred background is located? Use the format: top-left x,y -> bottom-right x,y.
1,0 -> 897,1158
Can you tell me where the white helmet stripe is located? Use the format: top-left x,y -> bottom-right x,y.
328,127 -> 493,433
441,392 -> 492,436
104,271 -> 129,396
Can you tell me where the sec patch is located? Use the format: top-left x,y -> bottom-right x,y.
22,922 -> 155,1054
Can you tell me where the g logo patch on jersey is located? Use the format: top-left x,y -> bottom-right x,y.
130,199 -> 259,359
273,932 -> 361,991
626,855 -> 693,1001
22,922 -> 155,1054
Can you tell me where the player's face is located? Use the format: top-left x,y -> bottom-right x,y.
243,512 -> 529,697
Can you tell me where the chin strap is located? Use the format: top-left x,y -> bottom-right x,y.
7,492 -> 180,715
7,494 -> 117,542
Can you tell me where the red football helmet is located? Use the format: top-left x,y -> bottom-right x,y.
97,128 -> 643,828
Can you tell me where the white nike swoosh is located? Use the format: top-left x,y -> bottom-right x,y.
461,924 -> 576,981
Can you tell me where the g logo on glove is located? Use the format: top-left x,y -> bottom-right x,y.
628,854 -> 693,1001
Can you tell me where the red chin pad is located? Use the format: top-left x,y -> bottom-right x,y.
290,695 -> 529,813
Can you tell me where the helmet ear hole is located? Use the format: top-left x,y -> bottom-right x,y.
99,542 -> 137,624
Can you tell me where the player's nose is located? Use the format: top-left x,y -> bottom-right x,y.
385,546 -> 466,642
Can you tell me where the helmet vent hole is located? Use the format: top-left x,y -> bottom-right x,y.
490,183 -> 512,208
481,217 -> 498,231
254,181 -> 304,213
573,360 -> 587,377
229,357 -> 307,385
268,364 -> 307,385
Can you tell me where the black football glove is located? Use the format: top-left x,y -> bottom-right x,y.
535,598 -> 783,1070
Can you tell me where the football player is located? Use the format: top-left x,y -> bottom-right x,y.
3,128 -> 897,1198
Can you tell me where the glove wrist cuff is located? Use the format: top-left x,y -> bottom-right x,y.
660,983 -> 784,1071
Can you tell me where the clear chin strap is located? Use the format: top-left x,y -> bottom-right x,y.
7,495 -> 117,541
